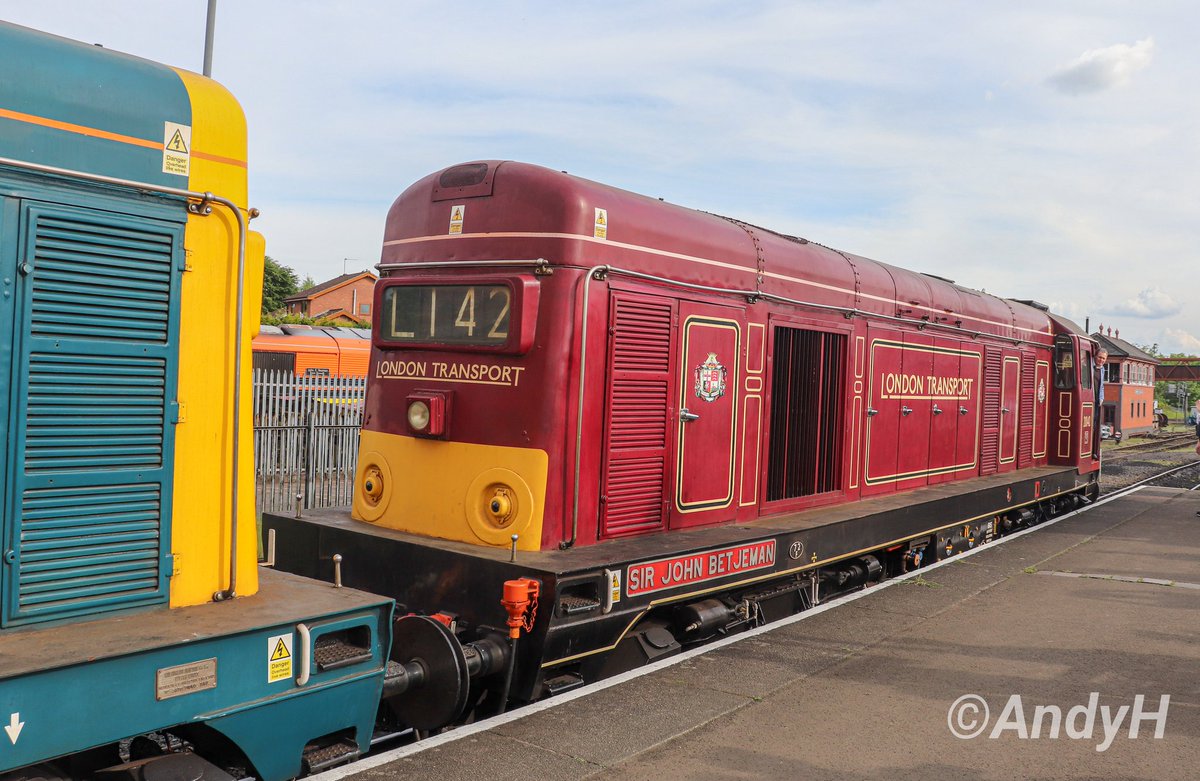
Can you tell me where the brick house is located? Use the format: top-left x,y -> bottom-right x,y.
284,270 -> 378,324
1092,327 -> 1159,436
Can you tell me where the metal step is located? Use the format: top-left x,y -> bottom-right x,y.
302,739 -> 360,774
558,593 -> 601,616
543,672 -> 586,696
314,637 -> 372,672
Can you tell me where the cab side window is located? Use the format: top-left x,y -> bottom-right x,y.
1053,336 -> 1076,390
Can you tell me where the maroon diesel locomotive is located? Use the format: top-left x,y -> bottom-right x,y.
266,161 -> 1100,729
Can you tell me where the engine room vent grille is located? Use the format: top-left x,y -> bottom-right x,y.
16,483 -> 162,617
600,296 -> 674,538
30,214 -> 173,343
4,202 -> 181,626
1017,354 -> 1036,467
981,347 -> 1003,475
767,327 -> 845,501
25,353 -> 166,474
611,299 -> 672,372
609,380 -> 669,449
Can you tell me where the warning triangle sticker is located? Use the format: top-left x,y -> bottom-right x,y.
270,638 -> 291,661
596,212 -> 606,225
166,129 -> 189,154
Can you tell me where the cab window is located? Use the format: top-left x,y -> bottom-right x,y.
1053,336 -> 1076,390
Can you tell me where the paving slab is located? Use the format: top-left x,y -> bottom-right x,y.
347,487 -> 1200,781
355,731 -> 592,781
491,671 -> 752,767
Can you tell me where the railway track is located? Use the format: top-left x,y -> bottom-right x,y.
1100,436 -> 1199,494
1100,432 -> 1194,461
309,458 -> 1200,781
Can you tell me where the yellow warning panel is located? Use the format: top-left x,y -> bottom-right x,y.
594,207 -> 608,240
267,633 -> 293,683
449,204 -> 465,235
162,121 -> 191,177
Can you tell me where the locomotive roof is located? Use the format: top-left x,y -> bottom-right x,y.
381,161 -> 1054,343
0,22 -> 202,187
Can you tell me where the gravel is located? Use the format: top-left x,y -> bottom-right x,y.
1098,446 -> 1200,493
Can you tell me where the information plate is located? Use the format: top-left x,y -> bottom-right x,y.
156,658 -> 217,701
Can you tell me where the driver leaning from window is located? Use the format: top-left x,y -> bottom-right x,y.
1092,348 -> 1107,458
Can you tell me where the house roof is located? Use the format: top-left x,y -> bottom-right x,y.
1091,332 -> 1159,364
310,307 -> 367,325
284,270 -> 378,303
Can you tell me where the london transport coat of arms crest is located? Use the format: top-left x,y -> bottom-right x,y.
694,352 -> 728,402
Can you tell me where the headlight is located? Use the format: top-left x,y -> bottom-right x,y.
405,392 -> 447,436
407,400 -> 431,431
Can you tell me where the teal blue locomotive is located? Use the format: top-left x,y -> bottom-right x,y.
0,22 -> 391,781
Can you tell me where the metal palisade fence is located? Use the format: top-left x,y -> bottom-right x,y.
253,370 -> 366,513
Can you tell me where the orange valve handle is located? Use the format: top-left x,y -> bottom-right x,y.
501,578 -> 540,640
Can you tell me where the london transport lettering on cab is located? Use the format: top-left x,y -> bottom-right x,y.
376,359 -> 526,387
881,372 -> 975,399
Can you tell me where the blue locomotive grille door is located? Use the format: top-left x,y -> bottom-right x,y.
3,201 -> 183,626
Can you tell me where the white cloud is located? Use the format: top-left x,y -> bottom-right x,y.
1099,287 -> 1181,319
1161,329 -> 1200,354
1047,37 -> 1155,95
2,3 -> 1195,347
1045,300 -> 1087,323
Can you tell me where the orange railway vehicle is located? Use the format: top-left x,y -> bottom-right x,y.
252,324 -> 371,376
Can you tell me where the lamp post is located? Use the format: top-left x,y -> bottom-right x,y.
202,0 -> 217,77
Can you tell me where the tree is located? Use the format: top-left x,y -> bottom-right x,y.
299,275 -> 316,291
261,256 -> 299,314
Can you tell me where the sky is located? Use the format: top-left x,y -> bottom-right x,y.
3,1 -> 1197,353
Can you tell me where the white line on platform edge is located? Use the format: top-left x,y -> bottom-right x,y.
310,483 -> 1154,781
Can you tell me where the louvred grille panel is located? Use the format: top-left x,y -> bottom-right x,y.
5,203 -> 180,626
25,353 -> 166,473
609,381 -> 668,449
602,457 -> 668,534
601,296 -> 673,538
611,300 -> 671,372
31,215 -> 173,342
1018,355 -> 1036,467
980,347 -> 1002,475
17,484 -> 162,615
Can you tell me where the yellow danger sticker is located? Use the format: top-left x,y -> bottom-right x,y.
449,204 -> 465,235
609,569 -> 621,604
162,121 -> 191,177
594,208 -> 608,240
267,633 -> 293,683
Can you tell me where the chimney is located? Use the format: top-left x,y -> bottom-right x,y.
1115,329 -> 1119,339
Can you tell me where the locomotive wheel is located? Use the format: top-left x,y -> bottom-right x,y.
388,615 -> 471,731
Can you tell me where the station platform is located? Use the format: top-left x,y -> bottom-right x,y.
337,487 -> 1200,781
